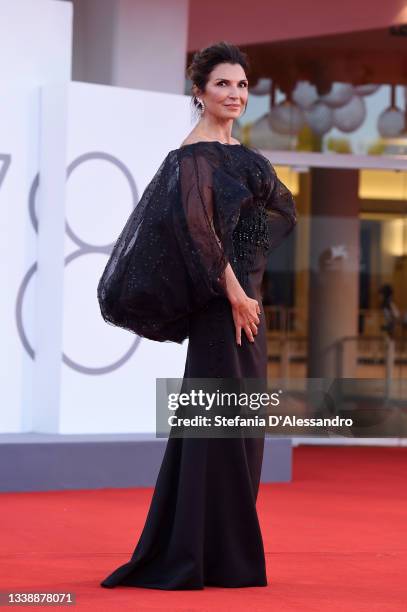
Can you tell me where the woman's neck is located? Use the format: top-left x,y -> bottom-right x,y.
194,115 -> 234,143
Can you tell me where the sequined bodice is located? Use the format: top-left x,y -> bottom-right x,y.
231,204 -> 271,287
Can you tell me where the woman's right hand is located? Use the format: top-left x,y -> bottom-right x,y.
230,291 -> 261,346
221,262 -> 261,345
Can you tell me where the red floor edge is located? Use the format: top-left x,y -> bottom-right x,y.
1,445 -> 406,611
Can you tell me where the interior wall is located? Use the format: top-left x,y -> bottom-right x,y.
188,0 -> 407,50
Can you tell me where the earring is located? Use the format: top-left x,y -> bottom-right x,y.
196,97 -> 205,114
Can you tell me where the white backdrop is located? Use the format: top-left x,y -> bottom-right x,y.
2,81 -> 194,434
0,86 -> 41,431
0,0 -> 72,85
0,0 -> 194,434
0,0 -> 72,433
58,83 -> 191,433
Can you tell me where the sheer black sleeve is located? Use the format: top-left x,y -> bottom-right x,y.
173,147 -> 251,302
97,146 -> 251,344
265,165 -> 298,251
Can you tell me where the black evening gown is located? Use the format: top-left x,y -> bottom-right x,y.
97,141 -> 297,590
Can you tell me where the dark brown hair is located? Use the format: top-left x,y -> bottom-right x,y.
186,41 -> 250,112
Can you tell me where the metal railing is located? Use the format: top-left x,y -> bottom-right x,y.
264,306 -> 407,401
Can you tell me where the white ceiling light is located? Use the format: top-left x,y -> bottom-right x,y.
320,82 -> 354,108
377,84 -> 405,138
292,81 -> 319,109
355,84 -> 380,96
304,101 -> 334,135
268,100 -> 305,135
250,78 -> 272,96
377,106 -> 405,137
333,95 -> 366,132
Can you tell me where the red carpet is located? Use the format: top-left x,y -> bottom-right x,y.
1,445 -> 406,611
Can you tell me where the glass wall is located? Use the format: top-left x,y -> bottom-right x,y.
259,164 -> 407,437
185,27 -> 407,436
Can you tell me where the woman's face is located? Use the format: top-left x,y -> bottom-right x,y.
197,62 -> 248,120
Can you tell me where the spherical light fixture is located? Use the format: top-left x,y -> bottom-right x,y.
304,101 -> 334,135
355,84 -> 380,97
377,106 -> 405,137
376,84 -> 405,138
332,95 -> 366,132
250,78 -> 272,96
268,100 -> 305,135
320,82 -> 354,108
292,81 -> 319,109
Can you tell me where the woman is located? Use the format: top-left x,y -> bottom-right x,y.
98,41 -> 297,590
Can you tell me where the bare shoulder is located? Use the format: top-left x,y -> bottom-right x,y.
179,129 -> 199,147
179,134 -> 204,147
179,133 -> 241,147
180,138 -> 197,147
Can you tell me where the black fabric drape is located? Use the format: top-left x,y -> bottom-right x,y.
97,143 -> 296,344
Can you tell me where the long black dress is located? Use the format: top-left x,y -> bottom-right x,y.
97,141 -> 297,590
